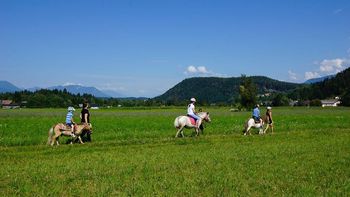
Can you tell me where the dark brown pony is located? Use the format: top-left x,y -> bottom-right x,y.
47,123 -> 92,146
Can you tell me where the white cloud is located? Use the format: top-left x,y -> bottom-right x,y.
184,65 -> 229,77
304,57 -> 350,80
63,82 -> 83,86
197,66 -> 209,73
186,65 -> 198,73
185,65 -> 209,74
288,70 -> 298,81
305,72 -> 320,80
319,58 -> 347,74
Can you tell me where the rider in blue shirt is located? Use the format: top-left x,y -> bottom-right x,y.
252,104 -> 262,124
66,106 -> 76,136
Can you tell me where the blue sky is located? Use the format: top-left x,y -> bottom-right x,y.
1,0 -> 349,97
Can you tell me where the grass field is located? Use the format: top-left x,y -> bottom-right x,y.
0,107 -> 349,196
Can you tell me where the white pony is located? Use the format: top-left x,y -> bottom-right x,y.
174,112 -> 211,137
243,118 -> 265,135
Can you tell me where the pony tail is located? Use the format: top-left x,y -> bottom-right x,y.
47,127 -> 54,145
174,117 -> 180,129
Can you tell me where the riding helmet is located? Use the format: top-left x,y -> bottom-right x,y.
68,106 -> 75,111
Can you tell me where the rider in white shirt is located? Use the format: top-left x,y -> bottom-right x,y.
187,98 -> 200,128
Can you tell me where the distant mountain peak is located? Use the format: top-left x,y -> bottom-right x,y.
0,81 -> 123,98
48,84 -> 111,98
304,75 -> 335,84
0,81 -> 22,93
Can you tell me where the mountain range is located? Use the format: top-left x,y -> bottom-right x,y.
0,73 -> 340,101
0,81 -> 123,98
304,75 -> 335,84
0,81 -> 22,93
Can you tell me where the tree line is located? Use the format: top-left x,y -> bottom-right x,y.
237,67 -> 350,108
0,89 -> 162,108
1,67 -> 349,108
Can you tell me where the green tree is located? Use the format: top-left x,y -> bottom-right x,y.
341,90 -> 350,106
239,75 -> 257,109
272,93 -> 290,106
310,99 -> 322,106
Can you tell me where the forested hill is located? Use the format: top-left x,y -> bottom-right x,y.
154,76 -> 300,104
289,67 -> 350,105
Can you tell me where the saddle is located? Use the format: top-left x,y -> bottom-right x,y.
252,118 -> 261,124
187,116 -> 197,126
62,124 -> 77,132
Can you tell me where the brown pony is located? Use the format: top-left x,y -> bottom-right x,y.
47,123 -> 92,146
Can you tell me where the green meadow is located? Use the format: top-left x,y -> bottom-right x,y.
0,107 -> 349,196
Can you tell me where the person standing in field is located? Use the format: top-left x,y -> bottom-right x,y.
264,106 -> 274,134
65,106 -> 76,137
80,102 -> 91,142
187,98 -> 201,129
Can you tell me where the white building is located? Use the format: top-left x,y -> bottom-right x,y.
321,99 -> 341,107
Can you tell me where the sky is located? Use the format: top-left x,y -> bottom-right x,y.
1,0 -> 349,97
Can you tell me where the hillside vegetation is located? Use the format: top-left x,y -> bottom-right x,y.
289,67 -> 350,105
154,76 -> 300,105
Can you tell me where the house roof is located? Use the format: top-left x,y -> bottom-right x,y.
1,100 -> 13,105
321,99 -> 340,104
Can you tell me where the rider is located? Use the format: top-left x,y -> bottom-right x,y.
252,104 -> 262,125
65,106 -> 76,137
187,98 -> 200,129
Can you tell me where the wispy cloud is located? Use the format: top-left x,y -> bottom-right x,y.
319,58 -> 348,73
333,8 -> 343,14
305,71 -> 320,80
63,82 -> 83,86
97,83 -> 126,91
288,70 -> 298,81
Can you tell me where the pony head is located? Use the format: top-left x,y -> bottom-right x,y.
85,123 -> 93,132
200,112 -> 211,123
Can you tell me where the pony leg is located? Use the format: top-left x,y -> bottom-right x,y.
196,119 -> 202,136
50,137 -> 55,146
51,134 -> 58,146
195,127 -> 199,136
259,128 -> 263,135
175,127 -> 183,138
246,126 -> 251,135
77,136 -> 84,144
50,127 -> 60,146
199,124 -> 204,134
